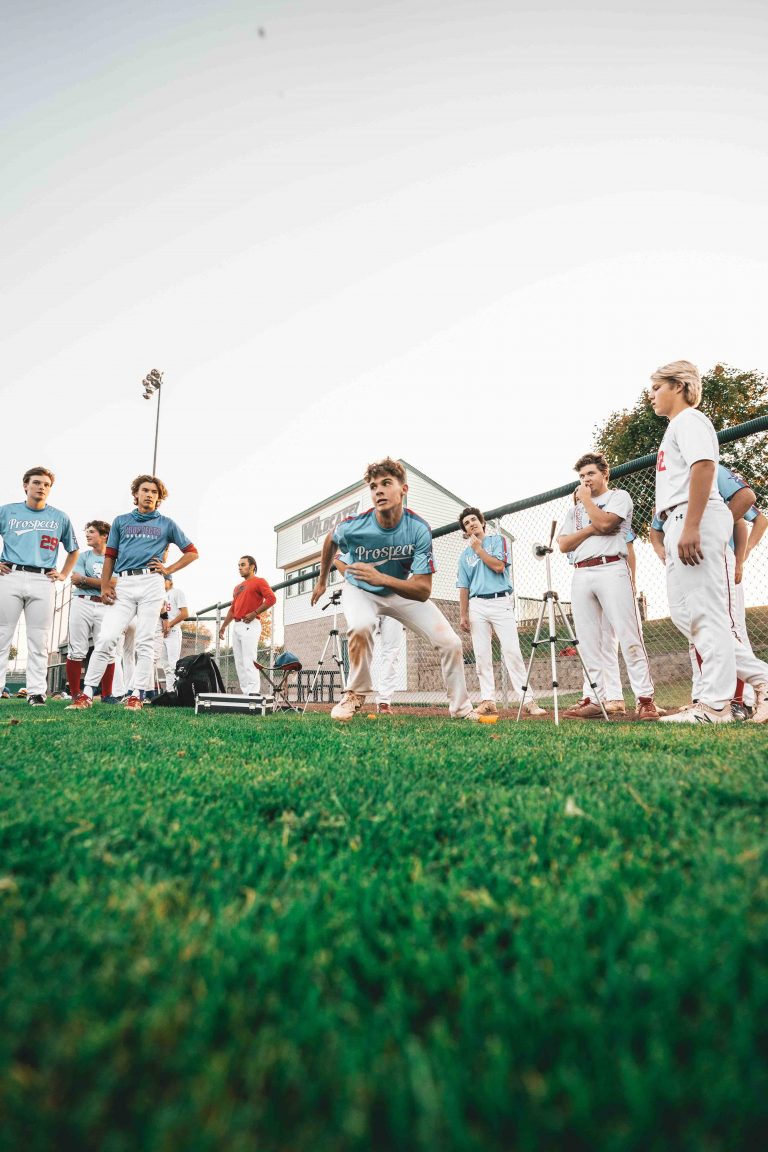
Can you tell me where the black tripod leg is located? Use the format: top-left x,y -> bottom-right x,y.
516,600 -> 548,721
553,599 -> 609,721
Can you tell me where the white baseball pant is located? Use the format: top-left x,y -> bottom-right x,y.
0,570 -> 55,696
581,616 -> 623,702
85,573 -> 165,694
572,559 -> 654,703
342,582 -> 472,717
685,548 -> 768,701
67,596 -> 110,661
664,502 -> 737,710
469,593 -> 539,703
161,628 -> 183,690
232,619 -> 262,695
375,615 -> 403,704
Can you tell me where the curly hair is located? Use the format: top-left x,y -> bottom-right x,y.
363,457 -> 407,485
130,474 -> 168,505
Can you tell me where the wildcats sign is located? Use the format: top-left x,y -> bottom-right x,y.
302,501 -> 360,545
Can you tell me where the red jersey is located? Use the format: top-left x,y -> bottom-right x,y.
232,576 -> 276,620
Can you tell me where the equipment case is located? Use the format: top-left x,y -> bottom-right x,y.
195,693 -> 274,716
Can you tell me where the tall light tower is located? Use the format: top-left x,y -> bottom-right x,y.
141,369 -> 163,474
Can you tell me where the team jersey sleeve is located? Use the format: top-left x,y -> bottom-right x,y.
410,520 -> 435,576
167,519 -> 195,553
105,517 -> 122,559
59,515 -> 78,553
456,550 -> 470,588
626,529 -> 637,544
676,413 -> 718,467
651,513 -> 664,531
175,588 -> 188,611
604,490 -> 632,522
332,521 -> 348,551
743,504 -> 759,523
717,464 -> 747,503
559,506 -> 576,537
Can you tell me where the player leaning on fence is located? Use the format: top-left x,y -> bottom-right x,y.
310,457 -> 475,721
650,360 -> 768,724
558,452 -> 660,721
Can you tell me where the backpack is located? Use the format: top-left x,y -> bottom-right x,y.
150,653 -> 225,708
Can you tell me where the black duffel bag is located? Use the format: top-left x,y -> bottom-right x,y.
149,653 -> 226,708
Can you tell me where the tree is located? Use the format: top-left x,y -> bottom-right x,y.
593,363 -> 768,536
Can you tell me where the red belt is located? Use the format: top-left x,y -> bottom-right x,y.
574,554 -> 624,569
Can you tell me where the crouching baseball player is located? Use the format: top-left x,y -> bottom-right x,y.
0,466 -> 79,707
159,576 -> 189,691
66,520 -> 118,700
67,475 -> 198,711
558,452 -> 659,721
310,457 -> 474,721
457,506 -> 546,717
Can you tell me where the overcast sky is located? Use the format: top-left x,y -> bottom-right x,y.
3,0 -> 768,609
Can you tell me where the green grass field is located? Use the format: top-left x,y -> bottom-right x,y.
2,702 -> 767,1152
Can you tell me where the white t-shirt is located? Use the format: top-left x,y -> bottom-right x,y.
162,587 -> 188,630
655,408 -> 721,516
559,488 -> 632,563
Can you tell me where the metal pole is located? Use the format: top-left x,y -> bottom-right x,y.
152,383 -> 162,474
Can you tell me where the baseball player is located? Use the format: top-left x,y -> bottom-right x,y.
310,457 -> 474,721
457,506 -> 547,717
65,520 -> 119,701
651,459 -> 768,720
0,467 -> 79,706
218,556 -> 276,695
159,576 -> 188,691
66,475 -> 198,711
649,360 -> 766,723
558,452 -> 659,720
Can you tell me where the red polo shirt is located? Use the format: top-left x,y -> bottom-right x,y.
232,576 -> 276,621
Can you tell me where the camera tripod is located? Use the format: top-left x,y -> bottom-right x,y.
302,588 -> 347,715
517,520 -> 608,725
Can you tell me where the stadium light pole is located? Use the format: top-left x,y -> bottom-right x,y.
141,369 -> 164,473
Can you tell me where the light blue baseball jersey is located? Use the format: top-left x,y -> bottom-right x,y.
0,502 -> 78,567
106,510 -> 195,574
333,507 -> 434,596
457,534 -> 512,596
72,549 -> 106,597
652,464 -> 759,548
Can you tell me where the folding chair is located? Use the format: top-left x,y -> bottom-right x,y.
255,651 -> 303,713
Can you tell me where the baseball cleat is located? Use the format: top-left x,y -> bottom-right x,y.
27,694 -> 46,707
377,702 -> 393,715
659,703 -> 732,724
605,699 -> 626,715
330,691 -> 366,721
461,710 -> 480,721
123,695 -> 144,711
750,689 -> 768,724
16,688 -> 28,698
1,690 -> 10,699
563,698 -> 603,719
635,698 -> 660,721
66,693 -> 93,710
474,700 -> 498,716
730,701 -> 751,722
520,701 -> 547,717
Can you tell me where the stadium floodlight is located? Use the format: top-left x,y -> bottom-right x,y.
140,369 -> 164,472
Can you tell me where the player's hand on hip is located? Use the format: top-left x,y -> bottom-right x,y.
310,581 -> 327,607
149,559 -> 167,576
0,563 -> 10,576
47,570 -> 65,582
677,526 -> 704,565
346,562 -> 385,586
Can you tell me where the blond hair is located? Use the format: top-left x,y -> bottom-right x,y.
650,360 -> 702,408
